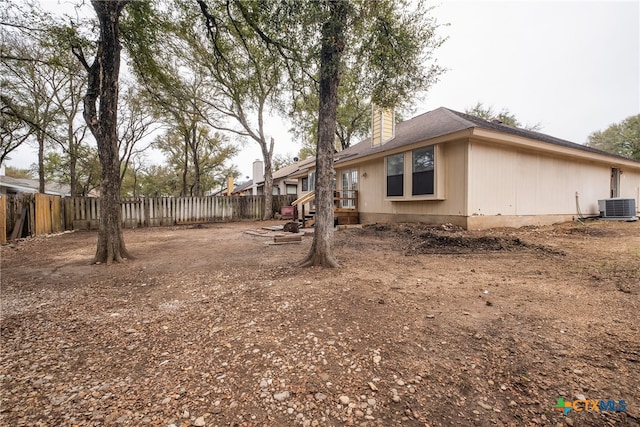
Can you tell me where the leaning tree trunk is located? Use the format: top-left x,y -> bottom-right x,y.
300,0 -> 347,268
80,0 -> 131,264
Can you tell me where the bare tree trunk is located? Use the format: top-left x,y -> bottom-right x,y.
76,0 -> 131,264
132,169 -> 138,198
262,137 -> 274,220
181,132 -> 189,196
68,124 -> 79,196
300,0 -> 346,268
37,132 -> 45,193
191,124 -> 201,196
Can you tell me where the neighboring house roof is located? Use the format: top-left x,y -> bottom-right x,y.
231,179 -> 253,194
0,175 -> 71,196
255,162 -> 303,186
274,162 -> 302,184
333,107 -> 639,167
287,156 -> 317,179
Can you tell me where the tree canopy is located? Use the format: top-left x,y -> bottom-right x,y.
465,102 -> 542,131
225,0 -> 444,267
586,114 -> 640,161
2,0 -> 445,267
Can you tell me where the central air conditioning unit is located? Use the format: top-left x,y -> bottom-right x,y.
598,198 -> 637,220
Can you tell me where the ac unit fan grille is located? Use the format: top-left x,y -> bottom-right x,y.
600,198 -> 636,218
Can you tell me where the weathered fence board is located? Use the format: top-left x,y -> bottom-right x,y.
64,195 -> 296,231
1,193 -> 62,243
0,196 -> 6,245
34,194 -> 63,235
1,194 -> 296,243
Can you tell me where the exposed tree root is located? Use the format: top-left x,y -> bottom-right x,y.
298,254 -> 340,268
94,232 -> 133,265
299,242 -> 340,268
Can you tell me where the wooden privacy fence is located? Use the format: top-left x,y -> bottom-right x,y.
1,194 -> 296,243
64,195 -> 297,230
1,193 -> 63,243
0,195 -> 6,245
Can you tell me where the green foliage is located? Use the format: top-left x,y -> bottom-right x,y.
134,165 -> 181,197
3,166 -> 33,179
285,0 -> 445,151
289,69 -> 371,151
465,102 -> 542,131
355,0 -> 445,109
297,144 -> 316,161
122,1 -> 187,116
272,153 -> 296,171
123,1 -> 241,197
1,97 -> 33,163
1,27 -> 65,140
154,127 -> 238,196
41,146 -> 101,196
1,2 -> 97,193
587,114 -> 640,160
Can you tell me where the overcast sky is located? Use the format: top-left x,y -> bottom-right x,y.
420,0 -> 639,141
252,0 -> 640,179
5,0 -> 639,181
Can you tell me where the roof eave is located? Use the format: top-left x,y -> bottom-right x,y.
471,128 -> 640,169
335,129 -> 474,169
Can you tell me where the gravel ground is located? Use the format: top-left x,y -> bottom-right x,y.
1,220 -> 639,426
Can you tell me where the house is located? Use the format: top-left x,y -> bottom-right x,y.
229,179 -> 254,196
0,165 -> 71,196
251,159 -> 301,196
293,107 -> 640,230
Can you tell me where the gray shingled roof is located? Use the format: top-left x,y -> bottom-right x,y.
335,107 -> 637,165
254,161 -> 301,185
0,175 -> 71,196
231,180 -> 253,194
448,108 -> 633,159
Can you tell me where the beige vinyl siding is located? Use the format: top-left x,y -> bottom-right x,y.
356,140 -> 468,223
467,140 -> 624,217
620,169 -> 640,211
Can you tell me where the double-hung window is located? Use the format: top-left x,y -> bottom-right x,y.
412,146 -> 435,196
386,153 -> 404,197
385,145 -> 441,200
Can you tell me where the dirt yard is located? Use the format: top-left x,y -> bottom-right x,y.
1,219 -> 639,427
